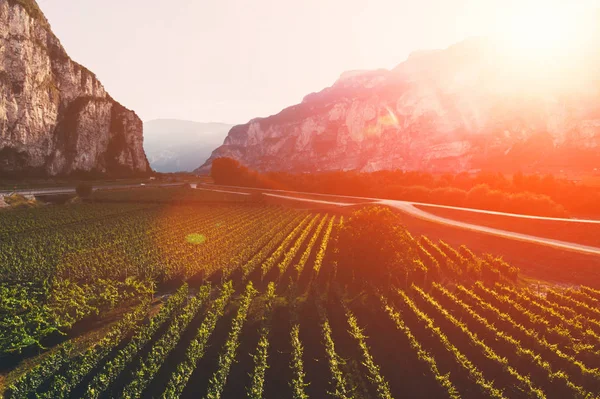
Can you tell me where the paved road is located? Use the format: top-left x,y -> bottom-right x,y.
200,183 -> 600,224
0,183 -> 185,196
0,187 -> 77,196
263,193 -> 354,206
379,200 -> 600,257
196,187 -> 251,196
199,184 -> 600,257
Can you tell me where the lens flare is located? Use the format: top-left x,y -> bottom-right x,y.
382,106 -> 399,127
186,233 -> 207,245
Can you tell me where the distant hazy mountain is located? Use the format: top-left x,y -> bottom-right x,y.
143,120 -> 233,172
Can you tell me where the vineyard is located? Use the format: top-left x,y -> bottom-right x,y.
2,190 -> 600,398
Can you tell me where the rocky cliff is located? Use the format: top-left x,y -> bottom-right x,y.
0,0 -> 150,176
199,38 -> 600,175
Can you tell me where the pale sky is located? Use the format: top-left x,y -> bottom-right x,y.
36,0 -> 599,125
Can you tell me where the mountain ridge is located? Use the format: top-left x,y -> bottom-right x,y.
0,0 -> 150,176
198,37 -> 600,175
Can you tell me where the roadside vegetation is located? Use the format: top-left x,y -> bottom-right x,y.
209,157 -> 600,217
1,194 -> 39,208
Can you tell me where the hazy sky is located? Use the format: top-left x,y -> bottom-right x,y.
37,0 -> 599,125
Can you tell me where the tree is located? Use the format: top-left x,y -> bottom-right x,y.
75,183 -> 93,198
211,158 -> 249,185
334,206 -> 416,287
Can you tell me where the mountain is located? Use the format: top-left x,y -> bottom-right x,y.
199,37 -> 600,175
143,119 -> 232,173
0,0 -> 149,176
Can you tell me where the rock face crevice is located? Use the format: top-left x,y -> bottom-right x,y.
0,0 -> 150,176
199,38 -> 600,175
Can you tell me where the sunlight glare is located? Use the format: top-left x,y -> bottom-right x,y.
507,7 -> 574,55
498,1 -> 592,59
487,1 -> 598,93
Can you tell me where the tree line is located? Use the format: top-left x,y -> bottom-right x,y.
210,157 -> 600,217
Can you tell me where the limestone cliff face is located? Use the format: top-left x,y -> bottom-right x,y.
0,0 -> 150,176
200,38 -> 600,174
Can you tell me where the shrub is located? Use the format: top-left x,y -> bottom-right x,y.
76,183 -> 93,198
465,184 -> 567,217
510,191 -> 567,217
465,184 -> 506,211
398,186 -> 432,203
431,187 -> 467,206
3,194 -> 38,208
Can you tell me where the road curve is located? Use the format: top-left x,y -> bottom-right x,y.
379,200 -> 600,257
200,183 -> 600,224
200,185 -> 600,257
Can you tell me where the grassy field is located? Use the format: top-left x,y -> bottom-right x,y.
1,188 -> 600,398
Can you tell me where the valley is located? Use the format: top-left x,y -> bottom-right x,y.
3,0 -> 600,398
2,187 -> 600,398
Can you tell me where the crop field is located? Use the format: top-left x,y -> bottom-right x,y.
2,190 -> 600,398
91,186 -> 256,204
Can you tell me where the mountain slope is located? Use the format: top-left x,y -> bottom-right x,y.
143,119 -> 232,173
0,0 -> 150,176
199,38 -> 600,175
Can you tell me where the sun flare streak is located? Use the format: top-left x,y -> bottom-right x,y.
496,1 -> 596,59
